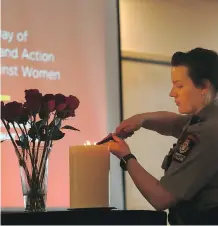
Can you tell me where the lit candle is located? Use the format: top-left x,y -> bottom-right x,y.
69,141 -> 110,208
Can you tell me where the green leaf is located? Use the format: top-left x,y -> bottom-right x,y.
55,118 -> 62,128
48,117 -> 61,129
35,119 -> 46,129
15,136 -> 29,149
61,125 -> 80,131
28,127 -> 38,139
50,126 -> 65,140
15,140 -> 23,146
20,135 -> 25,142
28,120 -> 46,139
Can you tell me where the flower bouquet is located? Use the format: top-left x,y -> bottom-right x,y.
1,89 -> 80,212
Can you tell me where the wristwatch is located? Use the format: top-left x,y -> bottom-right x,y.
120,154 -> 137,171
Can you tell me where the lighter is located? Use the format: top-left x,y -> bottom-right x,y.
96,131 -> 134,145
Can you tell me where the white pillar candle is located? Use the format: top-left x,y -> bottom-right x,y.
69,144 -> 110,208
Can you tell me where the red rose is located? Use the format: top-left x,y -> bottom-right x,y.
56,95 -> 79,119
3,101 -> 23,122
25,89 -> 42,101
66,95 -> 80,110
38,94 -> 55,119
42,94 -> 55,112
18,107 -> 29,124
24,89 -> 43,113
56,107 -> 76,119
59,109 -> 75,118
55,94 -> 67,111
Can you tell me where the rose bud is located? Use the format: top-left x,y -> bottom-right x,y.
42,94 -> 55,113
55,94 -> 67,112
66,95 -> 80,111
24,89 -> 43,113
4,101 -> 23,122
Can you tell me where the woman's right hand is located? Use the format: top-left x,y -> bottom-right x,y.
115,114 -> 144,137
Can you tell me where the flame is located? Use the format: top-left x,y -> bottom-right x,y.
84,140 -> 97,145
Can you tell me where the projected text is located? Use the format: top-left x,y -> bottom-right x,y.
0,30 -> 61,80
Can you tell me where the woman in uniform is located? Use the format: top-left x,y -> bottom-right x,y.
108,48 -> 218,224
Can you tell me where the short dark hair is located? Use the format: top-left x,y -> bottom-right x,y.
171,48 -> 218,91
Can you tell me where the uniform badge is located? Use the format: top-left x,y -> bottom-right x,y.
179,139 -> 191,154
173,134 -> 198,163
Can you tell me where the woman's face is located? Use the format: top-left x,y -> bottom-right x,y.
170,66 -> 207,114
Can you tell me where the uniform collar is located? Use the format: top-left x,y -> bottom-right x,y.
192,93 -> 218,122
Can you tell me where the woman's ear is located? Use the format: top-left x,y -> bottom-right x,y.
201,79 -> 212,94
200,79 -> 216,104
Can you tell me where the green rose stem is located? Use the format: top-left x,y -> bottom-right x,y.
16,123 -> 42,207
16,123 -> 36,174
29,114 -> 43,187
34,114 -> 54,210
29,115 -> 42,196
22,115 -> 45,211
40,139 -> 53,187
21,122 -> 39,183
35,141 -> 42,192
38,114 -> 57,187
37,118 -> 49,182
11,122 -> 25,160
35,141 -> 41,168
31,115 -> 38,191
17,119 -> 41,203
1,119 -> 31,187
39,144 -> 51,187
35,119 -> 46,168
22,123 -> 29,160
39,116 -> 60,186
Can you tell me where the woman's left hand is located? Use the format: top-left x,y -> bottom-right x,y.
107,134 -> 131,159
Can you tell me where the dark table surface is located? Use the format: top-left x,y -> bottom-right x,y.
1,208 -> 168,225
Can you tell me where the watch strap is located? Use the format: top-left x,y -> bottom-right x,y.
120,154 -> 136,171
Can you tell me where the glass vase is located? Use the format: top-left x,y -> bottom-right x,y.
18,144 -> 51,212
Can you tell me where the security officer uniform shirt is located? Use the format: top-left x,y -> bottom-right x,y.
160,97 -> 218,224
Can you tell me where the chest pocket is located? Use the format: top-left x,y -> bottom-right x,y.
161,115 -> 201,171
161,131 -> 199,170
161,143 -> 177,171
161,127 -> 191,171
